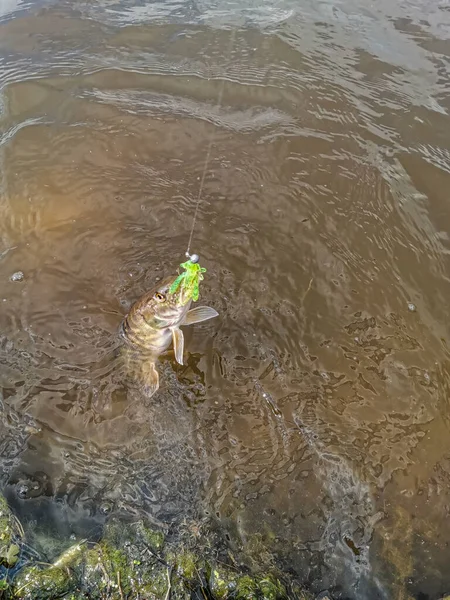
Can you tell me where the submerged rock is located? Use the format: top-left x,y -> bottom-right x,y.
0,497 -> 15,549
234,574 -> 289,599
0,495 -> 23,573
0,500 -> 317,600
52,541 -> 87,569
9,271 -> 24,282
82,543 -> 133,599
258,575 -> 288,600
209,564 -> 238,598
14,565 -> 73,600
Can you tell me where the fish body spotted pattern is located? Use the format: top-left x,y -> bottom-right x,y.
120,274 -> 218,397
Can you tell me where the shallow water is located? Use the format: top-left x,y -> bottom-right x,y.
0,0 -> 450,597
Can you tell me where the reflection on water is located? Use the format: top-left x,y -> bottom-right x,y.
1,0 -> 450,597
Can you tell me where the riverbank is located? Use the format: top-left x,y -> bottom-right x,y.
0,495 -> 315,599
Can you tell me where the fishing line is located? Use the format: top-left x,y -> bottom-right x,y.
185,27 -> 238,258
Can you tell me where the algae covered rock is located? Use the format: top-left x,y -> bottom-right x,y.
13,565 -> 73,600
137,522 -> 164,552
0,544 -> 19,568
0,496 -> 22,569
0,496 -> 23,593
209,565 -> 238,598
4,513 -> 313,600
81,543 -> 134,600
138,568 -> 173,600
0,497 -> 14,545
209,568 -> 289,600
79,520 -> 168,599
235,574 -> 261,599
13,540 -> 88,599
173,550 -> 198,582
234,573 -> 289,600
258,575 -> 288,599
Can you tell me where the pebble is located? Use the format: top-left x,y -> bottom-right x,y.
10,271 -> 24,282
100,502 -> 112,515
17,484 -> 29,499
408,302 -> 416,312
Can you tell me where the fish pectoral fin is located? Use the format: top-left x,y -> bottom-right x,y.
183,306 -> 219,326
141,362 -> 159,398
172,327 -> 184,365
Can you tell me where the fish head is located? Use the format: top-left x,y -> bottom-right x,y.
140,275 -> 192,328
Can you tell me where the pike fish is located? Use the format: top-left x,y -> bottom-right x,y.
120,271 -> 218,397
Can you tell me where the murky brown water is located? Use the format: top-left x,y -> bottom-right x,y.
1,0 -> 450,597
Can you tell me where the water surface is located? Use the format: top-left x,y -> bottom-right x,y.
1,0 -> 450,598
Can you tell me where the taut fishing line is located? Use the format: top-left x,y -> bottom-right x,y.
185,27 -> 238,259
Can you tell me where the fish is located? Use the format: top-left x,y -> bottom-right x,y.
120,273 -> 218,397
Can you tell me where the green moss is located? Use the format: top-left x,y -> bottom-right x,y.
0,544 -> 19,568
169,587 -> 191,600
100,521 -> 130,547
235,574 -> 260,599
165,550 -> 211,599
259,576 -> 288,599
0,497 -> 23,570
0,497 -> 14,557
139,569 -> 171,600
102,543 -> 129,575
81,543 -> 135,600
0,509 -> 313,600
139,525 -> 164,552
209,565 -> 238,599
78,520 -> 169,599
102,519 -> 164,558
13,565 -> 72,600
80,547 -> 102,593
176,551 -> 197,580
12,542 -> 89,600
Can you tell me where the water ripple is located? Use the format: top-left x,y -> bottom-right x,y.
0,0 -> 450,597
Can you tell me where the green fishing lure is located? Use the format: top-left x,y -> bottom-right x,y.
169,258 -> 206,302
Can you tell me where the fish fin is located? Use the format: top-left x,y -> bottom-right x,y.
172,327 -> 184,365
183,306 -> 219,326
141,362 -> 159,398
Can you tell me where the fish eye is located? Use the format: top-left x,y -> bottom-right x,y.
154,292 -> 166,302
